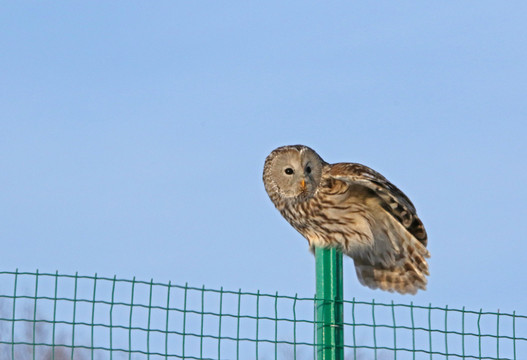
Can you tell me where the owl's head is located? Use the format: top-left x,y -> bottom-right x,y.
263,145 -> 326,203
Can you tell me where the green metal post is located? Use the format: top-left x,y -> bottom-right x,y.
315,246 -> 344,360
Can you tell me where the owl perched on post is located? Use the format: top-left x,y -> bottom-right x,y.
262,145 -> 430,295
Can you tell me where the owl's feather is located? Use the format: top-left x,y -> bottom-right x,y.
328,163 -> 427,246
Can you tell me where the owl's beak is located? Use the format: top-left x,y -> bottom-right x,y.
300,179 -> 306,190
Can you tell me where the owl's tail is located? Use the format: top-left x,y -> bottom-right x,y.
354,240 -> 430,295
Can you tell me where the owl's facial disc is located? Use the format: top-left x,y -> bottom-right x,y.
273,154 -> 318,199
263,145 -> 325,204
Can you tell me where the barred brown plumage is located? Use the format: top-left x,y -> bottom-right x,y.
263,145 -> 430,295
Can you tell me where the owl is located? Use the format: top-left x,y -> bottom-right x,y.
263,145 -> 430,295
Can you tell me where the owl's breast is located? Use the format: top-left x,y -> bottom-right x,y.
280,184 -> 378,253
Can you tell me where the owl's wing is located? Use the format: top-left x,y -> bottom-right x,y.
327,163 -> 427,246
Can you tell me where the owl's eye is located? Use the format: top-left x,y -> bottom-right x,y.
284,168 -> 294,175
305,166 -> 312,174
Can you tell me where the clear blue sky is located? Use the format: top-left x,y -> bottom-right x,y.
1,2 -> 526,316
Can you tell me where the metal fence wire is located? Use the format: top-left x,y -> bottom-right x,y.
0,270 -> 526,360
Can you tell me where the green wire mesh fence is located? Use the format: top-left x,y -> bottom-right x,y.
0,270 -> 526,360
